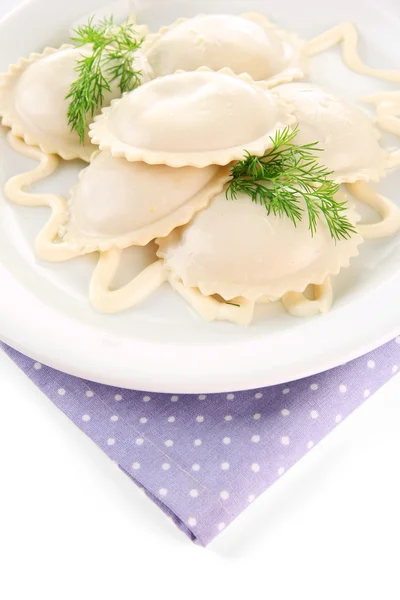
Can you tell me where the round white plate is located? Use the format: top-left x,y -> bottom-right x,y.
0,0 -> 399,393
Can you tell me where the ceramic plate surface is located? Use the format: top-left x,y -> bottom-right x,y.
0,0 -> 399,392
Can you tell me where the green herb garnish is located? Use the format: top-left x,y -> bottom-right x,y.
66,16 -> 144,143
226,125 -> 356,241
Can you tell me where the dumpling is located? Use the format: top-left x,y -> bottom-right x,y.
142,13 -> 307,84
58,150 -> 231,253
89,67 -> 295,167
0,45 -> 113,161
0,35 -> 145,161
157,189 -> 363,302
3,132 -> 169,315
274,83 -> 388,183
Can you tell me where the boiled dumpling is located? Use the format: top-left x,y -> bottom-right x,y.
0,31 -> 146,161
59,150 -> 231,253
274,83 -> 387,183
157,189 -> 363,301
0,45 -> 118,161
89,67 -> 295,167
142,13 -> 306,84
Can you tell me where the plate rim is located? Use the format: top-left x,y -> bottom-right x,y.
1,258 -> 399,393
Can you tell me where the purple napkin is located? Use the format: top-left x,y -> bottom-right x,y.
2,338 -> 399,545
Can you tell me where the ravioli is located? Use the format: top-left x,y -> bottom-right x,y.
143,13 -> 307,84
0,45 -> 114,161
60,150 -> 231,253
274,83 -> 388,183
0,28 -> 147,162
1,13 -> 397,326
157,189 -> 362,302
89,67 -> 295,167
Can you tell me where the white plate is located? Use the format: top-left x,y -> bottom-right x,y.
0,0 -> 399,393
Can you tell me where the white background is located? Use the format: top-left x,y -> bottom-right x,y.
1,0 -> 400,598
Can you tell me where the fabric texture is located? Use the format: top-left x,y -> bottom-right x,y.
2,338 -> 399,545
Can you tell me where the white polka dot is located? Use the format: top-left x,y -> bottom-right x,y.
221,462 -> 230,470
367,360 -> 375,369
310,410 -> 319,419
189,489 -> 199,498
107,438 -> 115,446
132,462 -> 140,470
82,414 -> 91,422
224,415 -> 232,421
248,494 -> 255,503
198,395 -> 206,400
143,395 -> 151,402
281,436 -> 290,445
196,415 -> 204,423
140,417 -> 147,424
226,393 -> 235,400
220,490 -> 229,500
187,517 -> 197,527
307,440 -> 314,449
251,435 -> 260,443
85,390 -> 94,398
165,439 -> 173,447
218,522 -> 226,531
167,416 -> 175,423
136,438 -> 144,446
161,463 -> 170,471
115,394 -> 122,401
110,415 -> 118,422
171,395 -> 179,402
281,408 -> 290,416
58,388 -> 66,396
335,414 -> 342,423
278,467 -> 285,476
364,389 -> 370,398
253,413 -> 261,420
392,365 -> 398,374
339,384 -> 347,393
159,488 -> 168,496
282,387 -> 290,395
223,437 -> 231,445
254,392 -> 263,399
251,463 -> 260,473
310,383 -> 319,391
33,362 -> 42,370
194,439 -> 202,446
192,463 -> 200,472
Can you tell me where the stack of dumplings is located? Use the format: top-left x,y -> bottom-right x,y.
1,12 -> 399,325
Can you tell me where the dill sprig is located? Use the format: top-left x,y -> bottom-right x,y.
66,16 -> 144,143
226,125 -> 357,241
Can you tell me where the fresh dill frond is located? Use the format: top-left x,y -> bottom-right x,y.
226,125 -> 357,241
66,16 -> 144,143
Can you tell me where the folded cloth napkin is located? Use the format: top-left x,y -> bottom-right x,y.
2,339 -> 399,545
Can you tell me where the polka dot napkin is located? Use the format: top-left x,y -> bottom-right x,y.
2,338 -> 399,546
